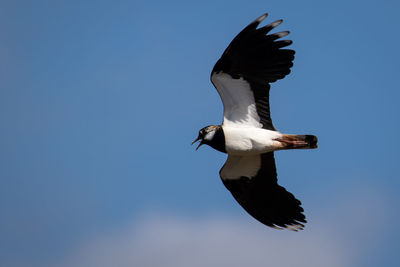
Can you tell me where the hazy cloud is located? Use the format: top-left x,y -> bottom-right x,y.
56,187 -> 389,267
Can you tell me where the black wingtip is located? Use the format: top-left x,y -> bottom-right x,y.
259,19 -> 284,34
255,12 -> 268,23
267,19 -> 283,29
269,31 -> 290,40
244,13 -> 269,32
211,12 -> 295,85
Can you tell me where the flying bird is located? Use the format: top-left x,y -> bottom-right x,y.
192,13 -> 318,230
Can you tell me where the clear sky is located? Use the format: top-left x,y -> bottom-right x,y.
1,0 -> 399,266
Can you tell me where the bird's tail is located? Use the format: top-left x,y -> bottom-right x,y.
276,134 -> 318,149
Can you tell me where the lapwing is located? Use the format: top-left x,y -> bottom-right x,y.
192,13 -> 318,230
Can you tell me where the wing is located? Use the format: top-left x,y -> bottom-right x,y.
211,13 -> 295,130
219,152 -> 306,230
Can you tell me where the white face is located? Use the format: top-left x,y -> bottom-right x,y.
203,129 -> 216,141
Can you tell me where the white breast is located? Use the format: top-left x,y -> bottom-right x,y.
223,126 -> 283,155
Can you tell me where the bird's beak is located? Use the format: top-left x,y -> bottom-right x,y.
192,136 -> 203,150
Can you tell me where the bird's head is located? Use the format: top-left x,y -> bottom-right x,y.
192,125 -> 219,150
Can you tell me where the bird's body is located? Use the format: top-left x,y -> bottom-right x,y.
223,126 -> 282,155
193,13 -> 318,230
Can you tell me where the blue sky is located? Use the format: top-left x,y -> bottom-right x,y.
1,0 -> 399,266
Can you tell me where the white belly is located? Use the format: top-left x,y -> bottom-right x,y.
222,126 -> 283,155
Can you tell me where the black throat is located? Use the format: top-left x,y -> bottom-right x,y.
205,126 -> 226,153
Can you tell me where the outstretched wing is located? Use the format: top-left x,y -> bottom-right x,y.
211,13 -> 295,130
219,152 -> 306,230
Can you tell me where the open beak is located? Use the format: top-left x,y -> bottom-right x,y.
191,136 -> 203,150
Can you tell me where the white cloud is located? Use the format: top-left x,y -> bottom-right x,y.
55,187 -> 389,267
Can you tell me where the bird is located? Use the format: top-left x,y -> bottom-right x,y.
192,13 -> 318,231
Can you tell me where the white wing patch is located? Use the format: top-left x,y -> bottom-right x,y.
211,72 -> 262,128
220,154 -> 261,180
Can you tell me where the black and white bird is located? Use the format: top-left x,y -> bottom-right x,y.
192,13 -> 318,230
